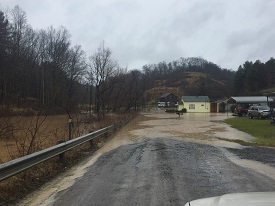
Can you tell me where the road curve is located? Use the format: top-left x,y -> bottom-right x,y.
52,137 -> 275,206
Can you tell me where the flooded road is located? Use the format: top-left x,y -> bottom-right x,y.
52,138 -> 275,206
19,111 -> 275,206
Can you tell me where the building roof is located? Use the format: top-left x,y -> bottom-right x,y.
182,96 -> 210,102
227,96 -> 273,104
160,93 -> 173,98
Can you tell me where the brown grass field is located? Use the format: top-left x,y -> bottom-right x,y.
0,113 -> 135,205
0,113 -> 131,162
1,114 -> 68,162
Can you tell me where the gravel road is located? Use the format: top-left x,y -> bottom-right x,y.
52,138 -> 275,206
19,111 -> 275,206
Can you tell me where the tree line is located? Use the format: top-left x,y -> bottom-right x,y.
0,6 -> 86,115
233,58 -> 275,95
0,6 -> 147,117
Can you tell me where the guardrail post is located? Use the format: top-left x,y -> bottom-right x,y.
58,140 -> 65,163
89,130 -> 97,150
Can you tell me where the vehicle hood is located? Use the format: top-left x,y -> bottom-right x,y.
260,110 -> 270,112
185,192 -> 275,206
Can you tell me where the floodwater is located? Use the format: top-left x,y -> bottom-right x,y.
18,111 -> 275,206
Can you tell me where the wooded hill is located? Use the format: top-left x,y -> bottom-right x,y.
145,57 -> 275,103
142,57 -> 235,102
1,6 -> 275,117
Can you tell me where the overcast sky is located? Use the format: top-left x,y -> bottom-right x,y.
1,0 -> 275,70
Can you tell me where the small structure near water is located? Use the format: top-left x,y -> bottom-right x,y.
158,93 -> 178,108
177,96 -> 210,113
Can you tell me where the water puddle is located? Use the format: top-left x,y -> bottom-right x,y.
222,148 -> 275,180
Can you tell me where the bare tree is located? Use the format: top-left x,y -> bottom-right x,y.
7,6 -> 41,108
0,10 -> 11,108
43,26 -> 71,111
64,45 -> 87,117
88,42 -> 117,118
124,70 -> 146,112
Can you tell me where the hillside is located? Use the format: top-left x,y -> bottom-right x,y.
144,68 -> 234,103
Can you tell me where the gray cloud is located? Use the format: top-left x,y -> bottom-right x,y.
1,0 -> 275,70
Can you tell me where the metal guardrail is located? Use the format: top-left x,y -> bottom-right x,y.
0,121 -> 127,181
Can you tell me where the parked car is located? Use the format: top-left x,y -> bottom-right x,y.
234,107 -> 249,116
247,105 -> 270,119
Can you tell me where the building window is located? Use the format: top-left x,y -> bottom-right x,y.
189,104 -> 195,109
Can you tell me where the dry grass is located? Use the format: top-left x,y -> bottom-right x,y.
0,113 -> 133,162
0,115 -> 68,162
0,112 -> 137,206
186,72 -> 208,78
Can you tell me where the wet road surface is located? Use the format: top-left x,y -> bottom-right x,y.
52,138 -> 275,206
227,146 -> 275,167
19,112 -> 275,206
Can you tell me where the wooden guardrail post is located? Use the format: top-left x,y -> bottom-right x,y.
68,118 -> 73,140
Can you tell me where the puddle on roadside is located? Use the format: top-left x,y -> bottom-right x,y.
222,148 -> 275,180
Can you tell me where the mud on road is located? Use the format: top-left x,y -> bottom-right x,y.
19,111 -> 275,206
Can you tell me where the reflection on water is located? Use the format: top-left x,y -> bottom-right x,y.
146,110 -> 232,122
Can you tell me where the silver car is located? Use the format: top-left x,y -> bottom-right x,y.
247,105 -> 270,119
